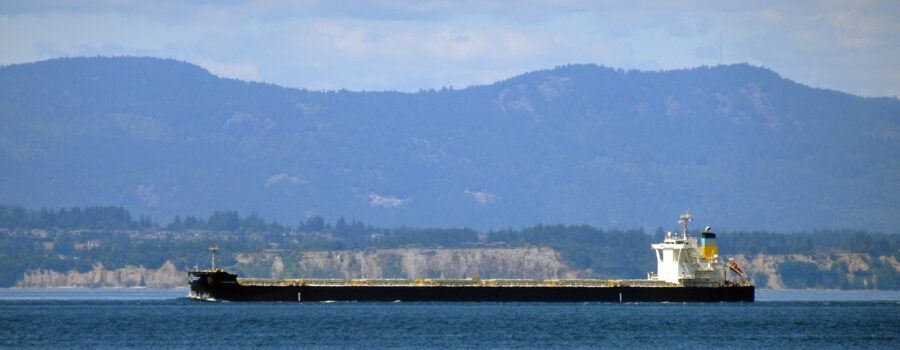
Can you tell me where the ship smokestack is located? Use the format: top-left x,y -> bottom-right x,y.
700,227 -> 718,261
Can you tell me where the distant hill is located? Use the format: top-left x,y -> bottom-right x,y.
1,57 -> 899,231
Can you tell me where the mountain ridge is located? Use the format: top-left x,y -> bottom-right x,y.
2,56 -> 899,231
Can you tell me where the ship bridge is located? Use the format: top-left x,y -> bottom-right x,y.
649,212 -> 734,286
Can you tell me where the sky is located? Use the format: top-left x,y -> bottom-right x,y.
1,0 -> 898,97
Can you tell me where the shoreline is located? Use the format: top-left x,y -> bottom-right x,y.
1,287 -> 188,292
0,286 -> 894,291
3,289 -> 900,302
2,287 -> 898,293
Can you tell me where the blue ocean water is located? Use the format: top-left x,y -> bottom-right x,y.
2,290 -> 899,349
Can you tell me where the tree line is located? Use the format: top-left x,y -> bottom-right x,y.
1,205 -> 899,288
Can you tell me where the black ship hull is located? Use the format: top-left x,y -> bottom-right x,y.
189,271 -> 754,303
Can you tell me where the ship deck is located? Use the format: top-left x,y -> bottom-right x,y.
237,278 -> 686,288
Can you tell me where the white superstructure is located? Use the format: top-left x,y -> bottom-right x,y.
648,211 -> 745,287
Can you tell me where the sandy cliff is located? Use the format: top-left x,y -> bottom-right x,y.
16,261 -> 185,288
234,247 -> 576,280
733,252 -> 900,289
15,249 -> 900,289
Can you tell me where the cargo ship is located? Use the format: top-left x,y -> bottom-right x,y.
189,212 -> 754,302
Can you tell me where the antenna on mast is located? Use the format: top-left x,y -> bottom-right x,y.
210,243 -> 218,271
678,210 -> 693,238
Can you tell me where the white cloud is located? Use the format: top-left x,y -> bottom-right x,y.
368,193 -> 408,208
465,189 -> 498,206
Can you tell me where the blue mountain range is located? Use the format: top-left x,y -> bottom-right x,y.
2,57 -> 898,232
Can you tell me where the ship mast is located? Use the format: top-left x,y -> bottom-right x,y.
678,211 -> 693,239
210,243 -> 218,271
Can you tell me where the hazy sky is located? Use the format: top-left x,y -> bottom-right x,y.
2,1 -> 898,97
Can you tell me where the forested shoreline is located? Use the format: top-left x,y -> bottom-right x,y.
2,205 -> 899,289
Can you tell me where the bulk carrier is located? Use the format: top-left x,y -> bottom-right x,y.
189,212 -> 754,302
